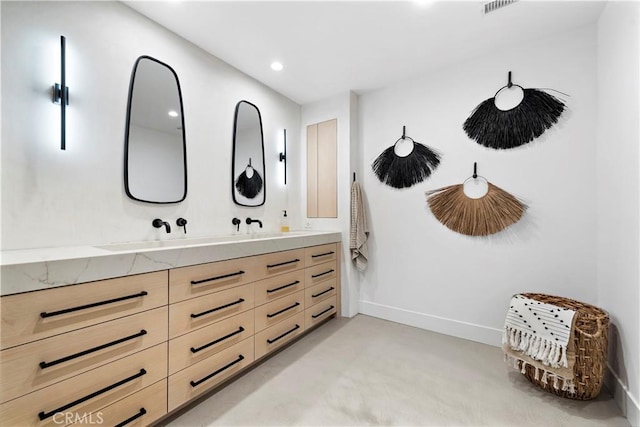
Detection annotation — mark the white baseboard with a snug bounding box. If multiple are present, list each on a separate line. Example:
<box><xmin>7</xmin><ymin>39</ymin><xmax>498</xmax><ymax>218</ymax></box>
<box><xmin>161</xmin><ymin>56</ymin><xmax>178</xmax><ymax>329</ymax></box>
<box><xmin>605</xmin><ymin>365</ymin><xmax>640</xmax><ymax>427</ymax></box>
<box><xmin>358</xmin><ymin>300</ymin><xmax>503</xmax><ymax>347</ymax></box>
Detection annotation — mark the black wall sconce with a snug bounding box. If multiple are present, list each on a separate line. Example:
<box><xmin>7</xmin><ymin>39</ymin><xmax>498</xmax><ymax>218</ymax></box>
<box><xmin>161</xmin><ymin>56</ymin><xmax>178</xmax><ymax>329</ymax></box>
<box><xmin>52</xmin><ymin>35</ymin><xmax>69</xmax><ymax>150</ymax></box>
<box><xmin>279</xmin><ymin>129</ymin><xmax>287</xmax><ymax>185</ymax></box>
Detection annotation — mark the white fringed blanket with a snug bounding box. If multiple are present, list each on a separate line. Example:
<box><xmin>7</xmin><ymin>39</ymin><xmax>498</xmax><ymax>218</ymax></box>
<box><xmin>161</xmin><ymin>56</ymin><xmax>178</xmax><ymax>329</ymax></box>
<box><xmin>503</xmin><ymin>294</ymin><xmax>577</xmax><ymax>393</ymax></box>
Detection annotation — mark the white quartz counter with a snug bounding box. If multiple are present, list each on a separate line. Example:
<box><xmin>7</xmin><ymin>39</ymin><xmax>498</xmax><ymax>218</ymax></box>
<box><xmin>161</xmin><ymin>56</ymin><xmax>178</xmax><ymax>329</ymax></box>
<box><xmin>0</xmin><ymin>231</ymin><xmax>342</xmax><ymax>296</ymax></box>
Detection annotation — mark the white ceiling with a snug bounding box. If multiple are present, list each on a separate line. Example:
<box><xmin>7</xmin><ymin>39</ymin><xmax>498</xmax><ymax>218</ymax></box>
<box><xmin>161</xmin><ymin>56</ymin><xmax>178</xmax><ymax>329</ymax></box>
<box><xmin>124</xmin><ymin>0</ymin><xmax>606</xmax><ymax>105</ymax></box>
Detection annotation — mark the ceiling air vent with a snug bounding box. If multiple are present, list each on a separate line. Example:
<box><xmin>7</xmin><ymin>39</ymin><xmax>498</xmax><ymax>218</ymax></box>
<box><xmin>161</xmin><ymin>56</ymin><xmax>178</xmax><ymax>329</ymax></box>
<box><xmin>483</xmin><ymin>0</ymin><xmax>518</xmax><ymax>14</ymax></box>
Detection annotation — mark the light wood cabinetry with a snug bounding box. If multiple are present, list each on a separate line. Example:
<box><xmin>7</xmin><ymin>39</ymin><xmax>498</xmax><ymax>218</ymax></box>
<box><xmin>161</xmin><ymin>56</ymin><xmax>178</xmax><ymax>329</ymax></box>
<box><xmin>70</xmin><ymin>379</ymin><xmax>167</xmax><ymax>427</ymax></box>
<box><xmin>307</xmin><ymin>119</ymin><xmax>338</xmax><ymax>218</ymax></box>
<box><xmin>0</xmin><ymin>271</ymin><xmax>167</xmax><ymax>350</ymax></box>
<box><xmin>0</xmin><ymin>241</ymin><xmax>340</xmax><ymax>426</ymax></box>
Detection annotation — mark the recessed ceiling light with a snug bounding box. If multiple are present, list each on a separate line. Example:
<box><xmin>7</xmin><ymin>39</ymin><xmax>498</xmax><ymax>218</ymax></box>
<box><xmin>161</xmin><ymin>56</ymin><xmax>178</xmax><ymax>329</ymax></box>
<box><xmin>168</xmin><ymin>110</ymin><xmax>178</xmax><ymax>117</ymax></box>
<box><xmin>271</xmin><ymin>61</ymin><xmax>284</xmax><ymax>71</ymax></box>
<box><xmin>413</xmin><ymin>0</ymin><xmax>434</xmax><ymax>7</ymax></box>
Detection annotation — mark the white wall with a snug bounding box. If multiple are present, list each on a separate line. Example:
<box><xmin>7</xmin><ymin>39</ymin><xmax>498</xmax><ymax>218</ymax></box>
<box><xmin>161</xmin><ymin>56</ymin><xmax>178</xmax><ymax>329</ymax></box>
<box><xmin>596</xmin><ymin>1</ymin><xmax>640</xmax><ymax>424</ymax></box>
<box><xmin>299</xmin><ymin>92</ymin><xmax>360</xmax><ymax>317</ymax></box>
<box><xmin>0</xmin><ymin>1</ymin><xmax>300</xmax><ymax>250</ymax></box>
<box><xmin>357</xmin><ymin>25</ymin><xmax>598</xmax><ymax>346</ymax></box>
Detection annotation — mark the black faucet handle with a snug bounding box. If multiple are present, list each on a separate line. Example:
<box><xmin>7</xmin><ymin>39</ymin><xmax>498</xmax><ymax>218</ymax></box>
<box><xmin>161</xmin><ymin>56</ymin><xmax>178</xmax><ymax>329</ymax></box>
<box><xmin>232</xmin><ymin>217</ymin><xmax>241</xmax><ymax>231</ymax></box>
<box><xmin>177</xmin><ymin>218</ymin><xmax>187</xmax><ymax>234</ymax></box>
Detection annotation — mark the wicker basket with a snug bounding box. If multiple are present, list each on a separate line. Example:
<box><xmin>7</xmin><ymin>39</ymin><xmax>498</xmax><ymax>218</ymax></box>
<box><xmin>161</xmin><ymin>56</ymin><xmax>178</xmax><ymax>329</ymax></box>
<box><xmin>519</xmin><ymin>293</ymin><xmax>609</xmax><ymax>400</ymax></box>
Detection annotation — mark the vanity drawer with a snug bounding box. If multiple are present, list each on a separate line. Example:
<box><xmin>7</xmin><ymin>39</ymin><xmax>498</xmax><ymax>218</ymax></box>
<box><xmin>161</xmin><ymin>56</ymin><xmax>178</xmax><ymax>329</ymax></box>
<box><xmin>304</xmin><ymin>243</ymin><xmax>338</xmax><ymax>266</ymax></box>
<box><xmin>0</xmin><ymin>343</ymin><xmax>167</xmax><ymax>427</ymax></box>
<box><xmin>169</xmin><ymin>310</ymin><xmax>254</xmax><ymax>375</ymax></box>
<box><xmin>305</xmin><ymin>261</ymin><xmax>337</xmax><ymax>287</ymax></box>
<box><xmin>169</xmin><ymin>284</ymin><xmax>254</xmax><ymax>339</ymax></box>
<box><xmin>168</xmin><ymin>337</ymin><xmax>254</xmax><ymax>412</ymax></box>
<box><xmin>0</xmin><ymin>271</ymin><xmax>168</xmax><ymax>350</ymax></box>
<box><xmin>0</xmin><ymin>306</ymin><xmax>168</xmax><ymax>404</ymax></box>
<box><xmin>254</xmin><ymin>269</ymin><xmax>305</xmax><ymax>306</ymax></box>
<box><xmin>169</xmin><ymin>257</ymin><xmax>261</xmax><ymax>303</ymax></box>
<box><xmin>254</xmin><ymin>312</ymin><xmax>305</xmax><ymax>360</ymax></box>
<box><xmin>69</xmin><ymin>379</ymin><xmax>167</xmax><ymax>427</ymax></box>
<box><xmin>305</xmin><ymin>296</ymin><xmax>337</xmax><ymax>329</ymax></box>
<box><xmin>255</xmin><ymin>248</ymin><xmax>306</xmax><ymax>278</ymax></box>
<box><xmin>254</xmin><ymin>290</ymin><xmax>304</xmax><ymax>333</ymax></box>
<box><xmin>305</xmin><ymin>279</ymin><xmax>337</xmax><ymax>309</ymax></box>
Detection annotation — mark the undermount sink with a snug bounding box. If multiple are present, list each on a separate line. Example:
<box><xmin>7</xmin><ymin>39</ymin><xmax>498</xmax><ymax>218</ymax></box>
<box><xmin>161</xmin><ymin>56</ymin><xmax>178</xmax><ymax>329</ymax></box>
<box><xmin>95</xmin><ymin>231</ymin><xmax>309</xmax><ymax>252</ymax></box>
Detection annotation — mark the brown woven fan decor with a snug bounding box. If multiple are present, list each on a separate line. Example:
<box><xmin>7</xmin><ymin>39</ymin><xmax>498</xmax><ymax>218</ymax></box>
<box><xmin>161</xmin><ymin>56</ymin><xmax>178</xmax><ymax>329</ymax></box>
<box><xmin>520</xmin><ymin>293</ymin><xmax>609</xmax><ymax>400</ymax></box>
<box><xmin>425</xmin><ymin>182</ymin><xmax>527</xmax><ymax>236</ymax></box>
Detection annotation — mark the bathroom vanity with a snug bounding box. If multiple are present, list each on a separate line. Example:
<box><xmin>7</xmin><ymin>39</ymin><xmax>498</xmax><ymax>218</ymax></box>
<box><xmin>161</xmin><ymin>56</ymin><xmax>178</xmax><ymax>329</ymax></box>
<box><xmin>0</xmin><ymin>231</ymin><xmax>341</xmax><ymax>426</ymax></box>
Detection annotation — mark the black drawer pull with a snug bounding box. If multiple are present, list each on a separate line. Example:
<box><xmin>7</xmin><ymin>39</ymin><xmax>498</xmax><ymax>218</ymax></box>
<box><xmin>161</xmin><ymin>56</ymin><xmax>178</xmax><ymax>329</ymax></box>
<box><xmin>40</xmin><ymin>330</ymin><xmax>147</xmax><ymax>369</ymax></box>
<box><xmin>266</xmin><ymin>302</ymin><xmax>300</xmax><ymax>318</ymax></box>
<box><xmin>266</xmin><ymin>259</ymin><xmax>300</xmax><ymax>268</ymax></box>
<box><xmin>312</xmin><ymin>305</ymin><xmax>335</xmax><ymax>319</ymax></box>
<box><xmin>311</xmin><ymin>251</ymin><xmax>335</xmax><ymax>258</ymax></box>
<box><xmin>311</xmin><ymin>269</ymin><xmax>334</xmax><ymax>279</ymax></box>
<box><xmin>191</xmin><ymin>270</ymin><xmax>245</xmax><ymax>285</ymax></box>
<box><xmin>191</xmin><ymin>327</ymin><xmax>245</xmax><ymax>353</ymax></box>
<box><xmin>312</xmin><ymin>287</ymin><xmax>335</xmax><ymax>298</ymax></box>
<box><xmin>267</xmin><ymin>324</ymin><xmax>300</xmax><ymax>344</ymax></box>
<box><xmin>190</xmin><ymin>355</ymin><xmax>244</xmax><ymax>387</ymax></box>
<box><xmin>114</xmin><ymin>408</ymin><xmax>147</xmax><ymax>427</ymax></box>
<box><xmin>266</xmin><ymin>280</ymin><xmax>300</xmax><ymax>293</ymax></box>
<box><xmin>38</xmin><ymin>369</ymin><xmax>146</xmax><ymax>420</ymax></box>
<box><xmin>40</xmin><ymin>291</ymin><xmax>148</xmax><ymax>318</ymax></box>
<box><xmin>191</xmin><ymin>298</ymin><xmax>245</xmax><ymax>319</ymax></box>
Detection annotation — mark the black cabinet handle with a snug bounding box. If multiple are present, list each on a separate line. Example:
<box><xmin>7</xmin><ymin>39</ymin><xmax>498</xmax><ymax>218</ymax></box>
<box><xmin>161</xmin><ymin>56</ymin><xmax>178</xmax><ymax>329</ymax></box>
<box><xmin>311</xmin><ymin>251</ymin><xmax>335</xmax><ymax>258</ymax></box>
<box><xmin>266</xmin><ymin>280</ymin><xmax>300</xmax><ymax>293</ymax></box>
<box><xmin>266</xmin><ymin>302</ymin><xmax>300</xmax><ymax>318</ymax></box>
<box><xmin>114</xmin><ymin>408</ymin><xmax>147</xmax><ymax>427</ymax></box>
<box><xmin>40</xmin><ymin>330</ymin><xmax>147</xmax><ymax>369</ymax></box>
<box><xmin>38</xmin><ymin>369</ymin><xmax>147</xmax><ymax>420</ymax></box>
<box><xmin>191</xmin><ymin>270</ymin><xmax>244</xmax><ymax>285</ymax></box>
<box><xmin>311</xmin><ymin>269</ymin><xmax>334</xmax><ymax>279</ymax></box>
<box><xmin>312</xmin><ymin>305</ymin><xmax>335</xmax><ymax>319</ymax></box>
<box><xmin>312</xmin><ymin>287</ymin><xmax>335</xmax><ymax>298</ymax></box>
<box><xmin>40</xmin><ymin>291</ymin><xmax>148</xmax><ymax>318</ymax></box>
<box><xmin>191</xmin><ymin>327</ymin><xmax>245</xmax><ymax>353</ymax></box>
<box><xmin>267</xmin><ymin>324</ymin><xmax>300</xmax><ymax>344</ymax></box>
<box><xmin>190</xmin><ymin>355</ymin><xmax>244</xmax><ymax>387</ymax></box>
<box><xmin>266</xmin><ymin>259</ymin><xmax>300</xmax><ymax>268</ymax></box>
<box><xmin>191</xmin><ymin>298</ymin><xmax>245</xmax><ymax>319</ymax></box>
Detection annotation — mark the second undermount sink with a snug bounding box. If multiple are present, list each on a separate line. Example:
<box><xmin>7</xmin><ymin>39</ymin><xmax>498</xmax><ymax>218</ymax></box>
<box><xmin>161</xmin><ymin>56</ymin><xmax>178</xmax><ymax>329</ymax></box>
<box><xmin>95</xmin><ymin>231</ymin><xmax>310</xmax><ymax>252</ymax></box>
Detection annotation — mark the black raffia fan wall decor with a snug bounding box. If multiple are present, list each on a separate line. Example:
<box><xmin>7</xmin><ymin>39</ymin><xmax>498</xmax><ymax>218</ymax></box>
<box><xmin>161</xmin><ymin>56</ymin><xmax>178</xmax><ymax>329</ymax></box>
<box><xmin>372</xmin><ymin>126</ymin><xmax>441</xmax><ymax>189</ymax></box>
<box><xmin>463</xmin><ymin>72</ymin><xmax>566</xmax><ymax>149</ymax></box>
<box><xmin>235</xmin><ymin>158</ymin><xmax>263</xmax><ymax>199</ymax></box>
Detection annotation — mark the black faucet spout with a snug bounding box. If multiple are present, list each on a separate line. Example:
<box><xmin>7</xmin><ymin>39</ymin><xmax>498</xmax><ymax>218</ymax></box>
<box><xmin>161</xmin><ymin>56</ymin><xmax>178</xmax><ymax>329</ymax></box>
<box><xmin>245</xmin><ymin>218</ymin><xmax>263</xmax><ymax>228</ymax></box>
<box><xmin>152</xmin><ymin>218</ymin><xmax>171</xmax><ymax>233</ymax></box>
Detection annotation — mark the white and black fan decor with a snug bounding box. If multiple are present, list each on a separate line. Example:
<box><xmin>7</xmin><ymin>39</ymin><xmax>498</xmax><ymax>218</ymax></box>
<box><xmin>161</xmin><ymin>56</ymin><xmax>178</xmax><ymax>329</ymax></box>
<box><xmin>371</xmin><ymin>126</ymin><xmax>441</xmax><ymax>189</ymax></box>
<box><xmin>235</xmin><ymin>158</ymin><xmax>263</xmax><ymax>199</ymax></box>
<box><xmin>463</xmin><ymin>72</ymin><xmax>566</xmax><ymax>149</ymax></box>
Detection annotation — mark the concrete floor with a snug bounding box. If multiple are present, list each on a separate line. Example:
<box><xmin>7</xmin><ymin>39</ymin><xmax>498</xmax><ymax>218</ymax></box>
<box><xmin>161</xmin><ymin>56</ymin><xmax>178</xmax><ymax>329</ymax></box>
<box><xmin>163</xmin><ymin>314</ymin><xmax>629</xmax><ymax>427</ymax></box>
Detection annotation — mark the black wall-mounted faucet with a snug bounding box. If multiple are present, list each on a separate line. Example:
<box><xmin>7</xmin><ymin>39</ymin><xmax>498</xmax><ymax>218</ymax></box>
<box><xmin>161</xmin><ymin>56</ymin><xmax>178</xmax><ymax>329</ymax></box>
<box><xmin>152</xmin><ymin>218</ymin><xmax>171</xmax><ymax>233</ymax></box>
<box><xmin>232</xmin><ymin>217</ymin><xmax>241</xmax><ymax>231</ymax></box>
<box><xmin>246</xmin><ymin>217</ymin><xmax>263</xmax><ymax>228</ymax></box>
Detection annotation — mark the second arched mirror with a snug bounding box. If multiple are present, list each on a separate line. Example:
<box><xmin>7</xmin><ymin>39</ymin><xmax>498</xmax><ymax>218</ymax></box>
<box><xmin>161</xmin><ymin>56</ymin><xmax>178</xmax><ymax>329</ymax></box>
<box><xmin>232</xmin><ymin>100</ymin><xmax>265</xmax><ymax>206</ymax></box>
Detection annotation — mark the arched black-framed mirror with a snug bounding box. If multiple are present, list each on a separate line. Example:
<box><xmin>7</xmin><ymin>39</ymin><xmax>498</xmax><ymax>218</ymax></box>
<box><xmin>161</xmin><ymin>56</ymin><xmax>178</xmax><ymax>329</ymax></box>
<box><xmin>232</xmin><ymin>100</ymin><xmax>266</xmax><ymax>207</ymax></box>
<box><xmin>124</xmin><ymin>55</ymin><xmax>187</xmax><ymax>204</ymax></box>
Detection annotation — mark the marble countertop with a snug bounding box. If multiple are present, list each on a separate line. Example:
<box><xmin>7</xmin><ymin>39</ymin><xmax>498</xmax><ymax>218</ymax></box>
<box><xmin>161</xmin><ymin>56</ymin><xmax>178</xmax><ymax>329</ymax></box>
<box><xmin>0</xmin><ymin>231</ymin><xmax>342</xmax><ymax>296</ymax></box>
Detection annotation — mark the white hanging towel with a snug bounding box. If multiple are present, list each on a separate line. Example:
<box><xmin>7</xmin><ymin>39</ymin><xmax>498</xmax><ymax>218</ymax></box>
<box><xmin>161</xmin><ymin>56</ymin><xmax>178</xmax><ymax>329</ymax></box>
<box><xmin>350</xmin><ymin>180</ymin><xmax>369</xmax><ymax>271</ymax></box>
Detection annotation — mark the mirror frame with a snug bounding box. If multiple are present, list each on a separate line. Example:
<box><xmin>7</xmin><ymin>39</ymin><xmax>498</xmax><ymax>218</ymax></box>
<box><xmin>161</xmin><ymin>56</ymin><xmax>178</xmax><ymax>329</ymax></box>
<box><xmin>124</xmin><ymin>55</ymin><xmax>187</xmax><ymax>204</ymax></box>
<box><xmin>232</xmin><ymin>100</ymin><xmax>266</xmax><ymax>207</ymax></box>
